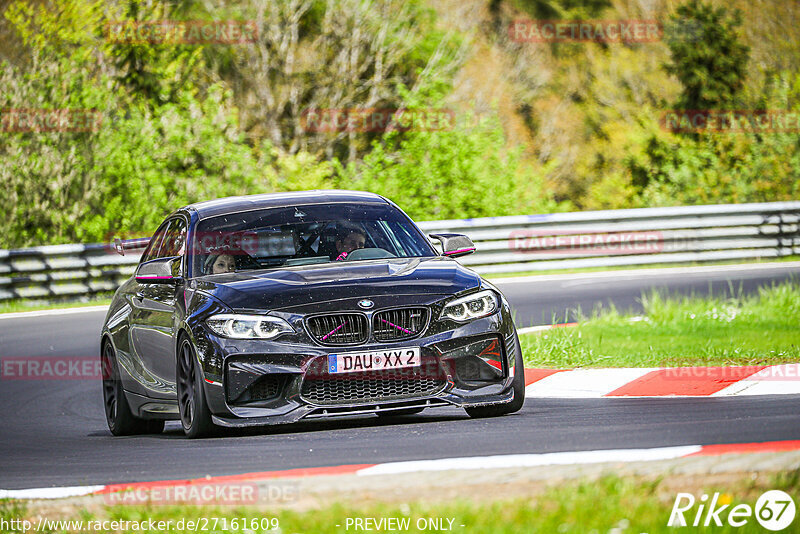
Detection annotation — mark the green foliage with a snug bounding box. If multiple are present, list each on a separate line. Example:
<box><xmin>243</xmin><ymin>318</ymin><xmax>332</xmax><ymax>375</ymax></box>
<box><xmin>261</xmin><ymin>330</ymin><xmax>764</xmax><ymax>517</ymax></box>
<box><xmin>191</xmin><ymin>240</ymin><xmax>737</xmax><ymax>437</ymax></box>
<box><xmin>580</xmin><ymin>1</ymin><xmax>797</xmax><ymax>209</ymax></box>
<box><xmin>335</xmin><ymin>100</ymin><xmax>558</xmax><ymax>221</ymax></box>
<box><xmin>0</xmin><ymin>51</ymin><xmax>116</xmax><ymax>246</ymax></box>
<box><xmin>106</xmin><ymin>4</ymin><xmax>207</xmax><ymax>106</ymax></box>
<box><xmin>623</xmin><ymin>70</ymin><xmax>800</xmax><ymax>206</ymax></box>
<box><xmin>0</xmin><ymin>49</ymin><xmax>260</xmax><ymax>245</ymax></box>
<box><xmin>3</xmin><ymin>0</ymin><xmax>105</xmax><ymax>56</ymax></box>
<box><xmin>212</xmin><ymin>0</ymin><xmax>465</xmax><ymax>162</ymax></box>
<box><xmin>82</xmin><ymin>85</ymin><xmax>271</xmax><ymax>243</ymax></box>
<box><xmin>0</xmin><ymin>0</ymin><xmax>343</xmax><ymax>247</ymax></box>
<box><xmin>2</xmin><ymin>0</ymin><xmax>797</xmax><ymax>249</ymax></box>
<box><xmin>1</xmin><ymin>0</ymin><xmax>500</xmax><ymax>247</ymax></box>
<box><xmin>263</xmin><ymin>148</ymin><xmax>336</xmax><ymax>193</ymax></box>
<box><xmin>664</xmin><ymin>0</ymin><xmax>750</xmax><ymax>110</ymax></box>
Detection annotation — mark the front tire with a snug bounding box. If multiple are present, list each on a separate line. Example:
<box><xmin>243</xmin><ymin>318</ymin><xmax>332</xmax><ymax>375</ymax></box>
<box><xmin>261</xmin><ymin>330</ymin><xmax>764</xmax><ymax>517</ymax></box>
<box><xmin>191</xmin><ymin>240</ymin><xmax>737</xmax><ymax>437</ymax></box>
<box><xmin>102</xmin><ymin>342</ymin><xmax>164</xmax><ymax>435</ymax></box>
<box><xmin>177</xmin><ymin>336</ymin><xmax>215</xmax><ymax>438</ymax></box>
<box><xmin>465</xmin><ymin>337</ymin><xmax>525</xmax><ymax>418</ymax></box>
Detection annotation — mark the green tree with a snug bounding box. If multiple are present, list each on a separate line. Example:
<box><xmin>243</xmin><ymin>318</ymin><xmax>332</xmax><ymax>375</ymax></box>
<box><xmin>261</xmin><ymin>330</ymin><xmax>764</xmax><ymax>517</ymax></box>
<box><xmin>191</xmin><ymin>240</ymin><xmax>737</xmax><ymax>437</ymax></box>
<box><xmin>335</xmin><ymin>100</ymin><xmax>557</xmax><ymax>221</ymax></box>
<box><xmin>665</xmin><ymin>0</ymin><xmax>750</xmax><ymax>110</ymax></box>
<box><xmin>0</xmin><ymin>0</ymin><xmax>335</xmax><ymax>247</ymax></box>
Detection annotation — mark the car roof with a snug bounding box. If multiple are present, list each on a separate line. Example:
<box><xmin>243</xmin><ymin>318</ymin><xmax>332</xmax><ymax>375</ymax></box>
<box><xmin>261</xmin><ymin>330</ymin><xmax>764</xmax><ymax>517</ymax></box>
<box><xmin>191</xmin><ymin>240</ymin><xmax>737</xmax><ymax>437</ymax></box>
<box><xmin>184</xmin><ymin>190</ymin><xmax>389</xmax><ymax>220</ymax></box>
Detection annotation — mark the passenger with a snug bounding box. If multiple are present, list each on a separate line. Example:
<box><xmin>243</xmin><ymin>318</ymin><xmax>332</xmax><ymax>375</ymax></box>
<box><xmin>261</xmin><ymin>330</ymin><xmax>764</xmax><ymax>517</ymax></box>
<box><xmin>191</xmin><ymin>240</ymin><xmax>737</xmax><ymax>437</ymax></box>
<box><xmin>204</xmin><ymin>253</ymin><xmax>236</xmax><ymax>274</ymax></box>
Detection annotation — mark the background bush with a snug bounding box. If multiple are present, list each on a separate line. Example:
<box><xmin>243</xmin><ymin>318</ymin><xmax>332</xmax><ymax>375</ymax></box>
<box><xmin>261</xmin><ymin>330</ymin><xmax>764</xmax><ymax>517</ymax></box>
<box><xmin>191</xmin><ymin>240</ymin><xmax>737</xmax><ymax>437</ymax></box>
<box><xmin>0</xmin><ymin>0</ymin><xmax>798</xmax><ymax>247</ymax></box>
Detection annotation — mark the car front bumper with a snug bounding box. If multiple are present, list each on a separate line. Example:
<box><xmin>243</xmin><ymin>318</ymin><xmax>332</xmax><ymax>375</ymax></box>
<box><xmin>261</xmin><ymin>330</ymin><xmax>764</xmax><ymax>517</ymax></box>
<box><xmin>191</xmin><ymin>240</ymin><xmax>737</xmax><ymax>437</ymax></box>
<box><xmin>191</xmin><ymin>305</ymin><xmax>521</xmax><ymax>428</ymax></box>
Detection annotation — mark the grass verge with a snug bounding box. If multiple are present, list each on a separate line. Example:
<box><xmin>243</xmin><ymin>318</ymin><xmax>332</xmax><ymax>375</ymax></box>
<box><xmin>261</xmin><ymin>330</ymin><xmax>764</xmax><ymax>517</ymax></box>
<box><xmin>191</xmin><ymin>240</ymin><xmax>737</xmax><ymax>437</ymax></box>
<box><xmin>3</xmin><ymin>470</ymin><xmax>798</xmax><ymax>533</ymax></box>
<box><xmin>520</xmin><ymin>281</ymin><xmax>800</xmax><ymax>368</ymax></box>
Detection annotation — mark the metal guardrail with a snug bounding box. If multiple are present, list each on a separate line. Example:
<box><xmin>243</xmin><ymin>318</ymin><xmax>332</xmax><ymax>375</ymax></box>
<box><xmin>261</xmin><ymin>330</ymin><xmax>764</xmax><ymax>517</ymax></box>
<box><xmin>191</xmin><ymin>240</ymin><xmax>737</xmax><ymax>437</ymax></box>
<box><xmin>1</xmin><ymin>201</ymin><xmax>799</xmax><ymax>300</ymax></box>
<box><xmin>417</xmin><ymin>200</ymin><xmax>800</xmax><ymax>274</ymax></box>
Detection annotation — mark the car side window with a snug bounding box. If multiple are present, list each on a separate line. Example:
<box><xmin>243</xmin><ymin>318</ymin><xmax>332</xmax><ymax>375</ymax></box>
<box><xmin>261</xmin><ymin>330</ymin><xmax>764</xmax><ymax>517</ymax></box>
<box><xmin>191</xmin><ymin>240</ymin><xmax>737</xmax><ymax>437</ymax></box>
<box><xmin>140</xmin><ymin>221</ymin><xmax>172</xmax><ymax>264</ymax></box>
<box><xmin>140</xmin><ymin>217</ymin><xmax>187</xmax><ymax>263</ymax></box>
<box><xmin>160</xmin><ymin>218</ymin><xmax>187</xmax><ymax>258</ymax></box>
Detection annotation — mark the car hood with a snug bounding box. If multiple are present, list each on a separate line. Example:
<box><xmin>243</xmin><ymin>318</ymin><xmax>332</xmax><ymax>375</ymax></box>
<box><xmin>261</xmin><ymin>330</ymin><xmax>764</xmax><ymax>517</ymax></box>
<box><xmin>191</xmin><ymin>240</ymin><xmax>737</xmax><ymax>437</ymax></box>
<box><xmin>194</xmin><ymin>257</ymin><xmax>481</xmax><ymax>311</ymax></box>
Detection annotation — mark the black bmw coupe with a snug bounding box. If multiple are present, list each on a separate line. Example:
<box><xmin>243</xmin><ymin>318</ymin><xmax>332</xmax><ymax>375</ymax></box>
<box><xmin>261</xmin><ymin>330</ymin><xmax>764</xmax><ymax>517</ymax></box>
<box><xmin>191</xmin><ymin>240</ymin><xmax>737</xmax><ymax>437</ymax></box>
<box><xmin>101</xmin><ymin>191</ymin><xmax>525</xmax><ymax>437</ymax></box>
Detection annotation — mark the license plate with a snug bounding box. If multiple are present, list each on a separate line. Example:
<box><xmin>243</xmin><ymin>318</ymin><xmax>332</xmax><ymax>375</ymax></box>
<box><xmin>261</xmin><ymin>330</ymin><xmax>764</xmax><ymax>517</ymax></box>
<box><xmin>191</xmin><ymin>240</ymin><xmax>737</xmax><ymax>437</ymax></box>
<box><xmin>327</xmin><ymin>347</ymin><xmax>421</xmax><ymax>374</ymax></box>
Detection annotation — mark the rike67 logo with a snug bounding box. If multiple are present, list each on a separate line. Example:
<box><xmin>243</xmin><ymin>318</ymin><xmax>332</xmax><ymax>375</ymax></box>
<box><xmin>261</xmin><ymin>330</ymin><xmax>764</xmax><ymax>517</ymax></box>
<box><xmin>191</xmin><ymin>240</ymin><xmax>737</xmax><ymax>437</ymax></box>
<box><xmin>668</xmin><ymin>490</ymin><xmax>795</xmax><ymax>531</ymax></box>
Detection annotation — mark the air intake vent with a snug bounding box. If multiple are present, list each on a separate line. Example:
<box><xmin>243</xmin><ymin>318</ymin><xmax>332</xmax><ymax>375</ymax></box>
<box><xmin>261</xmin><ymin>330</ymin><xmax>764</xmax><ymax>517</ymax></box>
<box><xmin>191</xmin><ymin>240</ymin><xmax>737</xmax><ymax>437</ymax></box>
<box><xmin>300</xmin><ymin>354</ymin><xmax>446</xmax><ymax>405</ymax></box>
<box><xmin>373</xmin><ymin>307</ymin><xmax>428</xmax><ymax>342</ymax></box>
<box><xmin>248</xmin><ymin>375</ymin><xmax>284</xmax><ymax>401</ymax></box>
<box><xmin>306</xmin><ymin>313</ymin><xmax>368</xmax><ymax>345</ymax></box>
<box><xmin>302</xmin><ymin>376</ymin><xmax>444</xmax><ymax>405</ymax></box>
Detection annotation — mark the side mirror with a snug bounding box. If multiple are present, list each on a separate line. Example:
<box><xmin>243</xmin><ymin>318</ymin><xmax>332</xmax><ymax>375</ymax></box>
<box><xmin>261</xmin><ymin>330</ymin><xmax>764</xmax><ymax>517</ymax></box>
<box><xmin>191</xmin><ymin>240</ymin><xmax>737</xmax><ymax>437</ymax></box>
<box><xmin>429</xmin><ymin>233</ymin><xmax>476</xmax><ymax>258</ymax></box>
<box><xmin>135</xmin><ymin>257</ymin><xmax>181</xmax><ymax>283</ymax></box>
<box><xmin>113</xmin><ymin>237</ymin><xmax>151</xmax><ymax>256</ymax></box>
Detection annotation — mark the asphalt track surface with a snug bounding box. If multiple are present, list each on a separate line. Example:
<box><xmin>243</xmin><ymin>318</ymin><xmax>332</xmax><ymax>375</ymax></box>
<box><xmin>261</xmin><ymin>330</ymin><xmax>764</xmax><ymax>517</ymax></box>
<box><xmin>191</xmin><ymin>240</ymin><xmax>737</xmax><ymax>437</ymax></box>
<box><xmin>1</xmin><ymin>263</ymin><xmax>798</xmax><ymax>489</ymax></box>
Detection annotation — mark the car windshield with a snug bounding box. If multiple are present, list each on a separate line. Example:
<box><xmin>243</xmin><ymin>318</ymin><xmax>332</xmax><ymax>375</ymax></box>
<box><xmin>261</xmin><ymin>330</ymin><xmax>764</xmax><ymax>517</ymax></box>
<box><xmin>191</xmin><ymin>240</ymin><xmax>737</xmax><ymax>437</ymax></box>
<box><xmin>191</xmin><ymin>202</ymin><xmax>436</xmax><ymax>276</ymax></box>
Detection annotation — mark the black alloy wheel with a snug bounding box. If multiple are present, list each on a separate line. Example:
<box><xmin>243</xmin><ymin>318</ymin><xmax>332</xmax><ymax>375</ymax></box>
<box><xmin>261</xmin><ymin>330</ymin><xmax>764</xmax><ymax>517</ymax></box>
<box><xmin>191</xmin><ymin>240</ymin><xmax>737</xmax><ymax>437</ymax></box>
<box><xmin>102</xmin><ymin>342</ymin><xmax>164</xmax><ymax>435</ymax></box>
<box><xmin>177</xmin><ymin>336</ymin><xmax>215</xmax><ymax>438</ymax></box>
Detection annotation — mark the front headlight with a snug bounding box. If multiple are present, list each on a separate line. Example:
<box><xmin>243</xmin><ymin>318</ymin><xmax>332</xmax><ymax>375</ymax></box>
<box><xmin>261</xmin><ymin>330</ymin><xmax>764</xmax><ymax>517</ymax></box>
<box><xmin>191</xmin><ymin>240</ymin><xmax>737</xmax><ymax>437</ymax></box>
<box><xmin>205</xmin><ymin>314</ymin><xmax>293</xmax><ymax>339</ymax></box>
<box><xmin>440</xmin><ymin>290</ymin><xmax>499</xmax><ymax>322</ymax></box>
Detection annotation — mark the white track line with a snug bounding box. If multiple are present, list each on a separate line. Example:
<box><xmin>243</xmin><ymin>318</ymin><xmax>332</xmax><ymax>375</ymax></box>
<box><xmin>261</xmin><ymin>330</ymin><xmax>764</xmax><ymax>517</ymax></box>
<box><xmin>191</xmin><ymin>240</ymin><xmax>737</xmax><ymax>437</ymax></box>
<box><xmin>492</xmin><ymin>261</ymin><xmax>800</xmax><ymax>285</ymax></box>
<box><xmin>0</xmin><ymin>305</ymin><xmax>109</xmax><ymax>320</ymax></box>
<box><xmin>356</xmin><ymin>446</ymin><xmax>703</xmax><ymax>476</ymax></box>
<box><xmin>0</xmin><ymin>485</ymin><xmax>104</xmax><ymax>499</ymax></box>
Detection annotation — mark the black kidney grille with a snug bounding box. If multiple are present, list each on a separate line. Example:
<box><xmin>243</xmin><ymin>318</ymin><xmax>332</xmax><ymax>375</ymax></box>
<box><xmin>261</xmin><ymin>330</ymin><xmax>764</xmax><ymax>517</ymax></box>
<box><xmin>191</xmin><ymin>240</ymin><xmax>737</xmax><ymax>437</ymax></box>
<box><xmin>307</xmin><ymin>313</ymin><xmax>368</xmax><ymax>345</ymax></box>
<box><xmin>373</xmin><ymin>308</ymin><xmax>428</xmax><ymax>341</ymax></box>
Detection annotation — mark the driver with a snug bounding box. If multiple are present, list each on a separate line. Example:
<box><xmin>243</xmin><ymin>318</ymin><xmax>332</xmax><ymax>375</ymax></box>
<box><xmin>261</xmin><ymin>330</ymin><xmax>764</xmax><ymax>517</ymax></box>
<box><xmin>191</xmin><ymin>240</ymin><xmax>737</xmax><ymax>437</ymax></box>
<box><xmin>334</xmin><ymin>224</ymin><xmax>366</xmax><ymax>261</ymax></box>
